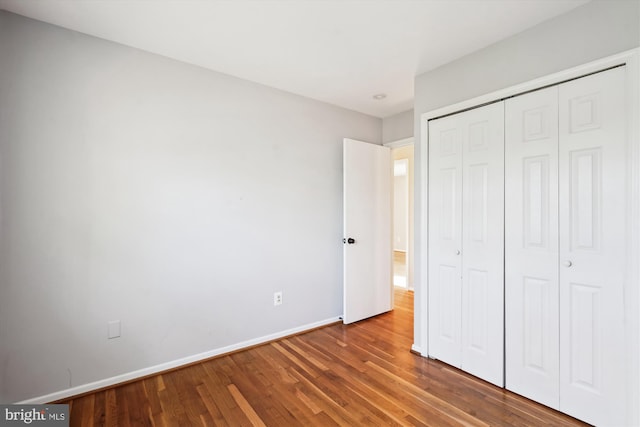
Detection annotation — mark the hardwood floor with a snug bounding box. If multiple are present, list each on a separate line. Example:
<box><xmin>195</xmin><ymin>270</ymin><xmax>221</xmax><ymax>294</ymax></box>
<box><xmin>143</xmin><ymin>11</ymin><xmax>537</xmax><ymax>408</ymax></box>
<box><xmin>59</xmin><ymin>289</ymin><xmax>587</xmax><ymax>426</ymax></box>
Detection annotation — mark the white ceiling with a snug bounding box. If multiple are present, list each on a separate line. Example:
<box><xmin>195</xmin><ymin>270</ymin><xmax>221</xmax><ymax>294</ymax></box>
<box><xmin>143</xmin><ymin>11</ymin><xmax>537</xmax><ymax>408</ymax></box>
<box><xmin>0</xmin><ymin>0</ymin><xmax>590</xmax><ymax>118</ymax></box>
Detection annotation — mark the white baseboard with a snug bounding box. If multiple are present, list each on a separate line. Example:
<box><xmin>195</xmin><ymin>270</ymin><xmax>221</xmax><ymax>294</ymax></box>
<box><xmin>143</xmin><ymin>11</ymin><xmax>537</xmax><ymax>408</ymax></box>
<box><xmin>18</xmin><ymin>316</ymin><xmax>342</xmax><ymax>404</ymax></box>
<box><xmin>411</xmin><ymin>344</ymin><xmax>423</xmax><ymax>355</ymax></box>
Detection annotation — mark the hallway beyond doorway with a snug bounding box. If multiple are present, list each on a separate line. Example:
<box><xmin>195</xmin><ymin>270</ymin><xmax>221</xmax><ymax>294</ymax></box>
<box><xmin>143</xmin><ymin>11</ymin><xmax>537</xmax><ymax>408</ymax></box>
<box><xmin>393</xmin><ymin>250</ymin><xmax>407</xmax><ymax>288</ymax></box>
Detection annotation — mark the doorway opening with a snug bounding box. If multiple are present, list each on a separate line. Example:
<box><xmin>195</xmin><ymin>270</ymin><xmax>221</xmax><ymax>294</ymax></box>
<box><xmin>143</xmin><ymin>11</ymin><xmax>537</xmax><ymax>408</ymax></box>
<box><xmin>391</xmin><ymin>143</ymin><xmax>414</xmax><ymax>290</ymax></box>
<box><xmin>393</xmin><ymin>158</ymin><xmax>408</xmax><ymax>288</ymax></box>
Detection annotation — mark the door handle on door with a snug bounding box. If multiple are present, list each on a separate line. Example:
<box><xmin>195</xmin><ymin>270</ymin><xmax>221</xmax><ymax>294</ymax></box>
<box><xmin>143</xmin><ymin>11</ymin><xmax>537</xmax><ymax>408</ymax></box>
<box><xmin>455</xmin><ymin>249</ymin><xmax>461</xmax><ymax>255</ymax></box>
<box><xmin>343</xmin><ymin>238</ymin><xmax>356</xmax><ymax>244</ymax></box>
<box><xmin>563</xmin><ymin>260</ymin><xmax>573</xmax><ymax>267</ymax></box>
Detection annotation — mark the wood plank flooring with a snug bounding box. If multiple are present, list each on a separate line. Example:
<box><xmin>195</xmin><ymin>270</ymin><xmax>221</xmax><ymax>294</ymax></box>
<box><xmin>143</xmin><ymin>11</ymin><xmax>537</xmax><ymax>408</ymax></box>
<box><xmin>59</xmin><ymin>289</ymin><xmax>588</xmax><ymax>426</ymax></box>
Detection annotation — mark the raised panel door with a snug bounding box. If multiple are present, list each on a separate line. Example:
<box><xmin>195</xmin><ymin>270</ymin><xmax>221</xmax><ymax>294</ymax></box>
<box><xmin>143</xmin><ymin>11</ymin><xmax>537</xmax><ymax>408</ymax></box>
<box><xmin>505</xmin><ymin>86</ymin><xmax>560</xmax><ymax>408</ymax></box>
<box><xmin>428</xmin><ymin>116</ymin><xmax>463</xmax><ymax>367</ymax></box>
<box><xmin>460</xmin><ymin>102</ymin><xmax>505</xmax><ymax>387</ymax></box>
<box><xmin>558</xmin><ymin>67</ymin><xmax>627</xmax><ymax>426</ymax></box>
<box><xmin>428</xmin><ymin>102</ymin><xmax>504</xmax><ymax>386</ymax></box>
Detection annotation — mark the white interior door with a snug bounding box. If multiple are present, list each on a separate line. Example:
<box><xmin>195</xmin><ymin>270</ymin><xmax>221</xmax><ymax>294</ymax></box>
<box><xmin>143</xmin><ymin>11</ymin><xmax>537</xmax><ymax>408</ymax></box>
<box><xmin>428</xmin><ymin>114</ymin><xmax>463</xmax><ymax>366</ymax></box>
<box><xmin>428</xmin><ymin>103</ymin><xmax>504</xmax><ymax>386</ymax></box>
<box><xmin>343</xmin><ymin>138</ymin><xmax>392</xmax><ymax>324</ymax></box>
<box><xmin>459</xmin><ymin>102</ymin><xmax>504</xmax><ymax>387</ymax></box>
<box><xmin>505</xmin><ymin>86</ymin><xmax>560</xmax><ymax>409</ymax></box>
<box><xmin>558</xmin><ymin>67</ymin><xmax>627</xmax><ymax>427</ymax></box>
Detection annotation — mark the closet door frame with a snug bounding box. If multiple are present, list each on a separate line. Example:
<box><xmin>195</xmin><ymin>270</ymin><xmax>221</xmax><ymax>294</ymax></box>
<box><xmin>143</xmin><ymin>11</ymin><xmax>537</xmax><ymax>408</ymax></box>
<box><xmin>418</xmin><ymin>48</ymin><xmax>640</xmax><ymax>426</ymax></box>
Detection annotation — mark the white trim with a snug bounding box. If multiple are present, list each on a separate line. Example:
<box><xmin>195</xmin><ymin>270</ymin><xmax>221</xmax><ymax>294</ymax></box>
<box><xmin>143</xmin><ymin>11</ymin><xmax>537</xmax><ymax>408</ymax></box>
<box><xmin>17</xmin><ymin>316</ymin><xmax>341</xmax><ymax>404</ymax></box>
<box><xmin>419</xmin><ymin>48</ymin><xmax>640</xmax><ymax>425</ymax></box>
<box><xmin>410</xmin><ymin>344</ymin><xmax>422</xmax><ymax>355</ymax></box>
<box><xmin>418</xmin><ymin>113</ymin><xmax>429</xmax><ymax>356</ymax></box>
<box><xmin>383</xmin><ymin>137</ymin><xmax>414</xmax><ymax>149</ymax></box>
<box><xmin>421</xmin><ymin>49</ymin><xmax>638</xmax><ymax>122</ymax></box>
<box><xmin>624</xmin><ymin>49</ymin><xmax>640</xmax><ymax>427</ymax></box>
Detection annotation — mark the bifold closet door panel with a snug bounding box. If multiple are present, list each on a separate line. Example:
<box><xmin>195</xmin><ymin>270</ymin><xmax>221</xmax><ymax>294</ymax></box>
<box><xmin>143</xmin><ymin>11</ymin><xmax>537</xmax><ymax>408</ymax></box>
<box><xmin>428</xmin><ymin>102</ymin><xmax>504</xmax><ymax>386</ymax></box>
<box><xmin>428</xmin><ymin>113</ymin><xmax>463</xmax><ymax>367</ymax></box>
<box><xmin>459</xmin><ymin>102</ymin><xmax>504</xmax><ymax>387</ymax></box>
<box><xmin>505</xmin><ymin>86</ymin><xmax>560</xmax><ymax>408</ymax></box>
<box><xmin>558</xmin><ymin>66</ymin><xmax>627</xmax><ymax>427</ymax></box>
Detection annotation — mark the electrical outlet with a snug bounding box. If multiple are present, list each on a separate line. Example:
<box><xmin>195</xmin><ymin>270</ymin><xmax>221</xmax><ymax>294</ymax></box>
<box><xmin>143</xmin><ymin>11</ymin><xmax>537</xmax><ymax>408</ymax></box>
<box><xmin>274</xmin><ymin>291</ymin><xmax>283</xmax><ymax>306</ymax></box>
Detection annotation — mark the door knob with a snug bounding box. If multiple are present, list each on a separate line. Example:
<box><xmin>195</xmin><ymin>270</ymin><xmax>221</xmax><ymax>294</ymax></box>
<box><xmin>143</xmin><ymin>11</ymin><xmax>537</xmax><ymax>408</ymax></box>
<box><xmin>563</xmin><ymin>260</ymin><xmax>573</xmax><ymax>267</ymax></box>
<box><xmin>343</xmin><ymin>238</ymin><xmax>356</xmax><ymax>244</ymax></box>
<box><xmin>455</xmin><ymin>249</ymin><xmax>461</xmax><ymax>255</ymax></box>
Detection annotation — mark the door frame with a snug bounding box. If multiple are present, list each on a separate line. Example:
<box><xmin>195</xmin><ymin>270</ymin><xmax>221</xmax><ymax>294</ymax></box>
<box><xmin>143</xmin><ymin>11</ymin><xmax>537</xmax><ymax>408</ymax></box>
<box><xmin>418</xmin><ymin>48</ymin><xmax>640</xmax><ymax>425</ymax></box>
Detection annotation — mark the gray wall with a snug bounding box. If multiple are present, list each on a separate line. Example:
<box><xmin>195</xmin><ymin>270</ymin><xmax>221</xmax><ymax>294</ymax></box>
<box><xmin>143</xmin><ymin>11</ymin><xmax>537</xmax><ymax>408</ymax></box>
<box><xmin>415</xmin><ymin>0</ymin><xmax>640</xmax><ymax>117</ymax></box>
<box><xmin>382</xmin><ymin>109</ymin><xmax>414</xmax><ymax>143</ymax></box>
<box><xmin>413</xmin><ymin>0</ymin><xmax>640</xmax><ymax>349</ymax></box>
<box><xmin>0</xmin><ymin>11</ymin><xmax>381</xmax><ymax>403</ymax></box>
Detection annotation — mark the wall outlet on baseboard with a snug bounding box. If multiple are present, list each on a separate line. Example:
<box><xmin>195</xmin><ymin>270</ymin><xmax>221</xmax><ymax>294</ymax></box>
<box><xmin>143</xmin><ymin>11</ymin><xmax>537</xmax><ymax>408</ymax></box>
<box><xmin>273</xmin><ymin>291</ymin><xmax>283</xmax><ymax>306</ymax></box>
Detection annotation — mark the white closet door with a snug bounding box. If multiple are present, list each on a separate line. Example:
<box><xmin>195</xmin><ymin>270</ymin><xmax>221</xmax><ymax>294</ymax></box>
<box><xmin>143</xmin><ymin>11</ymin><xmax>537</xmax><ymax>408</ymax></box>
<box><xmin>505</xmin><ymin>86</ymin><xmax>560</xmax><ymax>408</ymax></box>
<box><xmin>428</xmin><ymin>102</ymin><xmax>504</xmax><ymax>386</ymax></box>
<box><xmin>428</xmin><ymin>113</ymin><xmax>463</xmax><ymax>367</ymax></box>
<box><xmin>558</xmin><ymin>67</ymin><xmax>627</xmax><ymax>426</ymax></box>
<box><xmin>460</xmin><ymin>102</ymin><xmax>504</xmax><ymax>387</ymax></box>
